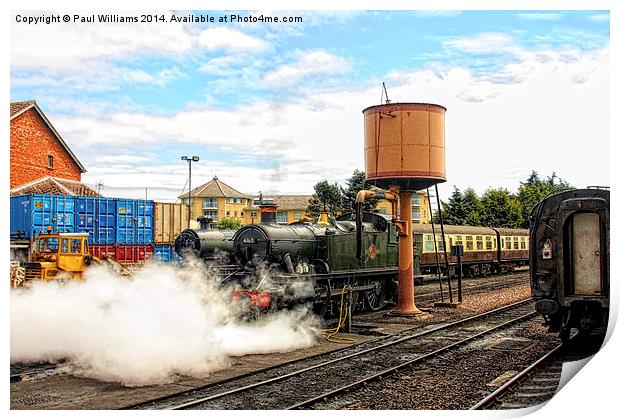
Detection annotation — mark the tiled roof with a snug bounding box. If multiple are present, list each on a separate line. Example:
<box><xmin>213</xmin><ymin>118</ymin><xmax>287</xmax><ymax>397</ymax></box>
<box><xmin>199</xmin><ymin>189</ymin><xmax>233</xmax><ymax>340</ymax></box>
<box><xmin>179</xmin><ymin>175</ymin><xmax>251</xmax><ymax>199</ymax></box>
<box><xmin>10</xmin><ymin>100</ymin><xmax>86</xmax><ymax>172</ymax></box>
<box><xmin>246</xmin><ymin>195</ymin><xmax>313</xmax><ymax>211</ymax></box>
<box><xmin>10</xmin><ymin>100</ymin><xmax>36</xmax><ymax>118</ymax></box>
<box><xmin>10</xmin><ymin>177</ymin><xmax>102</xmax><ymax>197</ymax></box>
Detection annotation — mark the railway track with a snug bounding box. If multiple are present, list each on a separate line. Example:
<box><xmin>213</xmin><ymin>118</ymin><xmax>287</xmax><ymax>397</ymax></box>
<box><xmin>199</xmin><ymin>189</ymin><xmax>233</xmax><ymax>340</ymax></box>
<box><xmin>123</xmin><ymin>298</ymin><xmax>537</xmax><ymax>410</ymax></box>
<box><xmin>10</xmin><ymin>362</ymin><xmax>61</xmax><ymax>383</ymax></box>
<box><xmin>470</xmin><ymin>332</ymin><xmax>605</xmax><ymax>410</ymax></box>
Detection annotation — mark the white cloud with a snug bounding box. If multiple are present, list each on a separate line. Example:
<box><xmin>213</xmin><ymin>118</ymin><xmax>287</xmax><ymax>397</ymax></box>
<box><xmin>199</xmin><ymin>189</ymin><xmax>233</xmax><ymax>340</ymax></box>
<box><xmin>197</xmin><ymin>27</ymin><xmax>268</xmax><ymax>51</ymax></box>
<box><xmin>263</xmin><ymin>50</ymin><xmax>350</xmax><ymax>87</ymax></box>
<box><xmin>11</xmin><ymin>11</ymin><xmax>196</xmax><ymax>70</ymax></box>
<box><xmin>443</xmin><ymin>32</ymin><xmax>519</xmax><ymax>54</ymax></box>
<box><xmin>58</xmin><ymin>45</ymin><xmax>608</xmax><ymax>200</ymax></box>
<box><xmin>589</xmin><ymin>14</ymin><xmax>610</xmax><ymax>22</ymax></box>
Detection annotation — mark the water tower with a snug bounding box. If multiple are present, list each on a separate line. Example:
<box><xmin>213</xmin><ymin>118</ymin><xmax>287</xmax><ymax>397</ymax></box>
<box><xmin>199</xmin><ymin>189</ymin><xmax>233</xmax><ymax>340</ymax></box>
<box><xmin>359</xmin><ymin>102</ymin><xmax>446</xmax><ymax>316</ymax></box>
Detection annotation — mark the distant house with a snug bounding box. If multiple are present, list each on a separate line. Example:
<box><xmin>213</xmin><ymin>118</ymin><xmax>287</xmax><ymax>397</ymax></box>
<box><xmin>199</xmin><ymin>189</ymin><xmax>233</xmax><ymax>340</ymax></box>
<box><xmin>375</xmin><ymin>191</ymin><xmax>431</xmax><ymax>223</ymax></box>
<box><xmin>179</xmin><ymin>176</ymin><xmax>252</xmax><ymax>227</ymax></box>
<box><xmin>244</xmin><ymin>195</ymin><xmax>313</xmax><ymax>225</ymax></box>
<box><xmin>10</xmin><ymin>100</ymin><xmax>86</xmax><ymax>189</ymax></box>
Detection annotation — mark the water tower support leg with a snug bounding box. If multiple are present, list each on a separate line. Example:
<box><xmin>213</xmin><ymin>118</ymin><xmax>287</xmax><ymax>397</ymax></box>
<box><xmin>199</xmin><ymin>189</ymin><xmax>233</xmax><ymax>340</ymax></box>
<box><xmin>392</xmin><ymin>191</ymin><xmax>423</xmax><ymax>316</ymax></box>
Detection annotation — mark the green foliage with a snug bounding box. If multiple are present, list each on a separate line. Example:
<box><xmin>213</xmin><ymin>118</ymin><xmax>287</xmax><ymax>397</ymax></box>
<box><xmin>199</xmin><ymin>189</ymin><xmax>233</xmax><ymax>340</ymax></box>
<box><xmin>480</xmin><ymin>188</ymin><xmax>524</xmax><ymax>228</ymax></box>
<box><xmin>436</xmin><ymin>171</ymin><xmax>571</xmax><ymax>228</ymax></box>
<box><xmin>341</xmin><ymin>169</ymin><xmax>378</xmax><ymax>214</ymax></box>
<box><xmin>438</xmin><ymin>186</ymin><xmax>467</xmax><ymax>225</ymax></box>
<box><xmin>517</xmin><ymin>171</ymin><xmax>572</xmax><ymax>227</ymax></box>
<box><xmin>307</xmin><ymin>179</ymin><xmax>343</xmax><ymax>217</ymax></box>
<box><xmin>217</xmin><ymin>216</ymin><xmax>241</xmax><ymax>230</ymax></box>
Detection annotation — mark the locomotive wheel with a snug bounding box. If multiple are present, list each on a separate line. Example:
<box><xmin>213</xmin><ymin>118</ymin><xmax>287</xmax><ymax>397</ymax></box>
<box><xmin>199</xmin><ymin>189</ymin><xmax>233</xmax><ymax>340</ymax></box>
<box><xmin>365</xmin><ymin>280</ymin><xmax>386</xmax><ymax>311</ymax></box>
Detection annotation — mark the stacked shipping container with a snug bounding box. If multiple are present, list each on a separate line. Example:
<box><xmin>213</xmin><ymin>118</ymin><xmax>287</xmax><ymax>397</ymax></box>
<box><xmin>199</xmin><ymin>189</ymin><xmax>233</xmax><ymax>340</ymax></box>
<box><xmin>10</xmin><ymin>194</ymin><xmax>189</xmax><ymax>264</ymax></box>
<box><xmin>153</xmin><ymin>202</ymin><xmax>189</xmax><ymax>263</ymax></box>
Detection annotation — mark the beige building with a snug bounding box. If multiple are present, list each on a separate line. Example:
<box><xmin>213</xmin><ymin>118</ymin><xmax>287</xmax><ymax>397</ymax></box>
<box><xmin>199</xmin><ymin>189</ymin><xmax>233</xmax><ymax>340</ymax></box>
<box><xmin>179</xmin><ymin>176</ymin><xmax>431</xmax><ymax>227</ymax></box>
<box><xmin>243</xmin><ymin>195</ymin><xmax>313</xmax><ymax>225</ymax></box>
<box><xmin>375</xmin><ymin>191</ymin><xmax>431</xmax><ymax>224</ymax></box>
<box><xmin>179</xmin><ymin>176</ymin><xmax>251</xmax><ymax>227</ymax></box>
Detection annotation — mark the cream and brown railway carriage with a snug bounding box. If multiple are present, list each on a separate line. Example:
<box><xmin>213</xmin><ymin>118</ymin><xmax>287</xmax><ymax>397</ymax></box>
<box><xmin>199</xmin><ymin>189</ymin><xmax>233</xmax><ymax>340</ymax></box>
<box><xmin>413</xmin><ymin>223</ymin><xmax>529</xmax><ymax>276</ymax></box>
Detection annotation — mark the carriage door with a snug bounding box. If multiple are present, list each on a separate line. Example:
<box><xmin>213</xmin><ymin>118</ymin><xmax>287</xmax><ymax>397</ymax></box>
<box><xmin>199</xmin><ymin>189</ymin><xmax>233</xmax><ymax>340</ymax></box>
<box><xmin>571</xmin><ymin>212</ymin><xmax>601</xmax><ymax>295</ymax></box>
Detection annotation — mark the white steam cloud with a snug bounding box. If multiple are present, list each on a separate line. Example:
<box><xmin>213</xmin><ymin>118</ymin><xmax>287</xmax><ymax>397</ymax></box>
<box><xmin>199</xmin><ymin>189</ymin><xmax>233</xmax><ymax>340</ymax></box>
<box><xmin>10</xmin><ymin>262</ymin><xmax>319</xmax><ymax>386</ymax></box>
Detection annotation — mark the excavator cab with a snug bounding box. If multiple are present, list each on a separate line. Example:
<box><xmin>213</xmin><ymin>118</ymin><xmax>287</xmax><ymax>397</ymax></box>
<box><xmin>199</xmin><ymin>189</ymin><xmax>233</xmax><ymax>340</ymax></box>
<box><xmin>26</xmin><ymin>231</ymin><xmax>91</xmax><ymax>281</ymax></box>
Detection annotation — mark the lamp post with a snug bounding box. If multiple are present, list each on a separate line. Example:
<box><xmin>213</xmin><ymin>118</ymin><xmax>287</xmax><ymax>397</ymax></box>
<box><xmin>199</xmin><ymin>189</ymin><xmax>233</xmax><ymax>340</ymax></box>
<box><xmin>181</xmin><ymin>155</ymin><xmax>200</xmax><ymax>225</ymax></box>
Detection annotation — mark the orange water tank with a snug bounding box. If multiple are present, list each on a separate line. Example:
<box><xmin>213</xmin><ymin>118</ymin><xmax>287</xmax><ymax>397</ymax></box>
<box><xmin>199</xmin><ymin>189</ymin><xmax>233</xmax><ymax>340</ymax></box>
<box><xmin>363</xmin><ymin>103</ymin><xmax>446</xmax><ymax>191</ymax></box>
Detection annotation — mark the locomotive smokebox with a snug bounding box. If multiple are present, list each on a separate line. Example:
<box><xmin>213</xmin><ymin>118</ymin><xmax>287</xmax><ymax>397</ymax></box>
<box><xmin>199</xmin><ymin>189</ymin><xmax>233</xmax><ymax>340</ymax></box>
<box><xmin>363</xmin><ymin>103</ymin><xmax>446</xmax><ymax>191</ymax></box>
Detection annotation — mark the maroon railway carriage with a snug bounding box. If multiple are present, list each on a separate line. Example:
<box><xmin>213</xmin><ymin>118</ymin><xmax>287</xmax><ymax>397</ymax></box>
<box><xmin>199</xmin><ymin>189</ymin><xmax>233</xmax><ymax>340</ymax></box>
<box><xmin>413</xmin><ymin>223</ymin><xmax>529</xmax><ymax>276</ymax></box>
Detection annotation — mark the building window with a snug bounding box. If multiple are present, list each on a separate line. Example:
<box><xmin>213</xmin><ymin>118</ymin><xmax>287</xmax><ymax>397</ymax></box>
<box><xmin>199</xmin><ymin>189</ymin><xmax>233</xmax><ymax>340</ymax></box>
<box><xmin>234</xmin><ymin>211</ymin><xmax>238</xmax><ymax>217</ymax></box>
<box><xmin>293</xmin><ymin>211</ymin><xmax>301</xmax><ymax>219</ymax></box>
<box><xmin>47</xmin><ymin>155</ymin><xmax>54</xmax><ymax>168</ymax></box>
<box><xmin>412</xmin><ymin>194</ymin><xmax>421</xmax><ymax>206</ymax></box>
<box><xmin>412</xmin><ymin>207</ymin><xmax>420</xmax><ymax>220</ymax></box>
<box><xmin>226</xmin><ymin>210</ymin><xmax>230</xmax><ymax>217</ymax></box>
<box><xmin>203</xmin><ymin>198</ymin><xmax>217</xmax><ymax>209</ymax></box>
<box><xmin>241</xmin><ymin>212</ymin><xmax>244</xmax><ymax>217</ymax></box>
<box><xmin>228</xmin><ymin>197</ymin><xmax>242</xmax><ymax>204</ymax></box>
<box><xmin>250</xmin><ymin>211</ymin><xmax>257</xmax><ymax>218</ymax></box>
<box><xmin>276</xmin><ymin>212</ymin><xmax>288</xmax><ymax>223</ymax></box>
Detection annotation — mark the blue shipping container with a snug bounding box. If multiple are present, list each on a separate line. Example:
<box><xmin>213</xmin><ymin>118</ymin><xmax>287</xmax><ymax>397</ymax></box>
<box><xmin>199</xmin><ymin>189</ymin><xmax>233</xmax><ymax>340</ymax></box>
<box><xmin>11</xmin><ymin>194</ymin><xmax>154</xmax><ymax>245</ymax></box>
<box><xmin>154</xmin><ymin>244</ymin><xmax>182</xmax><ymax>263</ymax></box>
<box><xmin>10</xmin><ymin>194</ymin><xmax>77</xmax><ymax>237</ymax></box>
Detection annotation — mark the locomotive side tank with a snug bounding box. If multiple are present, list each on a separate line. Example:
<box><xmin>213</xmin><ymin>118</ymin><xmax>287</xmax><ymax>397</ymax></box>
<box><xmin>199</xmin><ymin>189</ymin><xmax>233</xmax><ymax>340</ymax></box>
<box><xmin>529</xmin><ymin>188</ymin><xmax>610</xmax><ymax>341</ymax></box>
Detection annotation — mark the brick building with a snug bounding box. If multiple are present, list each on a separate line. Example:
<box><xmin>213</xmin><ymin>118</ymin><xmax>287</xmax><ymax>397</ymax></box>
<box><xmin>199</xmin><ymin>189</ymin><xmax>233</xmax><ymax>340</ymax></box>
<box><xmin>10</xmin><ymin>100</ymin><xmax>86</xmax><ymax>189</ymax></box>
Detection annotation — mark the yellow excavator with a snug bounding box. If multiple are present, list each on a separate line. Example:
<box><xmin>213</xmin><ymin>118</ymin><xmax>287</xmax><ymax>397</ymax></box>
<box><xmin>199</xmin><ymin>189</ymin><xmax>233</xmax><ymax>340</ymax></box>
<box><xmin>10</xmin><ymin>230</ymin><xmax>127</xmax><ymax>287</ymax></box>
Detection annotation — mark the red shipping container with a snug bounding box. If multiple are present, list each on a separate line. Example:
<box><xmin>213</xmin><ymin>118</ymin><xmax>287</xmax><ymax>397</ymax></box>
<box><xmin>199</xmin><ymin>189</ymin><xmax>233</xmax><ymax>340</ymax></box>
<box><xmin>114</xmin><ymin>245</ymin><xmax>154</xmax><ymax>263</ymax></box>
<box><xmin>89</xmin><ymin>245</ymin><xmax>116</xmax><ymax>260</ymax></box>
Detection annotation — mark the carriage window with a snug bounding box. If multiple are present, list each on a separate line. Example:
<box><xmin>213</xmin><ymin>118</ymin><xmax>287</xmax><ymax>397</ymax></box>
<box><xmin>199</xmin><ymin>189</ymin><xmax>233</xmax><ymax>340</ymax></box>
<box><xmin>520</xmin><ymin>238</ymin><xmax>527</xmax><ymax>250</ymax></box>
<box><xmin>476</xmin><ymin>236</ymin><xmax>483</xmax><ymax>250</ymax></box>
<box><xmin>501</xmin><ymin>238</ymin><xmax>505</xmax><ymax>249</ymax></box>
<box><xmin>425</xmin><ymin>239</ymin><xmax>435</xmax><ymax>252</ymax></box>
<box><xmin>437</xmin><ymin>240</ymin><xmax>445</xmax><ymax>252</ymax></box>
<box><xmin>465</xmin><ymin>235</ymin><xmax>473</xmax><ymax>251</ymax></box>
<box><xmin>485</xmin><ymin>236</ymin><xmax>492</xmax><ymax>250</ymax></box>
<box><xmin>455</xmin><ymin>235</ymin><xmax>463</xmax><ymax>245</ymax></box>
<box><xmin>514</xmin><ymin>240</ymin><xmax>519</xmax><ymax>250</ymax></box>
<box><xmin>506</xmin><ymin>239</ymin><xmax>512</xmax><ymax>250</ymax></box>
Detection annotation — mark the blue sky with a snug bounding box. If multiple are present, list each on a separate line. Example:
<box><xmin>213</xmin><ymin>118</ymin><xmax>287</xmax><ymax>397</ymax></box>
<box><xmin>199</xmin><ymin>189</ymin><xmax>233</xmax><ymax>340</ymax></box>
<box><xmin>10</xmin><ymin>9</ymin><xmax>610</xmax><ymax>201</ymax></box>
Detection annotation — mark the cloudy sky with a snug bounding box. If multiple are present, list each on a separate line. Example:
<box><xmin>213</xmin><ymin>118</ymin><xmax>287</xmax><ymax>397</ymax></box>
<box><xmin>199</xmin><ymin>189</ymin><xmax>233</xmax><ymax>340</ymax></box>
<box><xmin>10</xmin><ymin>7</ymin><xmax>610</xmax><ymax>202</ymax></box>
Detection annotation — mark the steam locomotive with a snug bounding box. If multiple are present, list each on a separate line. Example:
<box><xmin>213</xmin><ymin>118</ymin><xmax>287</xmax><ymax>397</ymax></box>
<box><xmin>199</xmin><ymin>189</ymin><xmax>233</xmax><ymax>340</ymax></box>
<box><xmin>529</xmin><ymin>188</ymin><xmax>610</xmax><ymax>341</ymax></box>
<box><xmin>175</xmin><ymin>205</ymin><xmax>530</xmax><ymax>315</ymax></box>
<box><xmin>176</xmin><ymin>211</ymin><xmax>399</xmax><ymax>315</ymax></box>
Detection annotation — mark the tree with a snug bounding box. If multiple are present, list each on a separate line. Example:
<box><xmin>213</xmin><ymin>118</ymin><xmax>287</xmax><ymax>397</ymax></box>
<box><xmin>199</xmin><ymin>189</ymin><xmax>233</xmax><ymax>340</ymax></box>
<box><xmin>480</xmin><ymin>188</ymin><xmax>524</xmax><ymax>228</ymax></box>
<box><xmin>307</xmin><ymin>180</ymin><xmax>343</xmax><ymax>218</ymax></box>
<box><xmin>341</xmin><ymin>169</ymin><xmax>378</xmax><ymax>214</ymax></box>
<box><xmin>462</xmin><ymin>187</ymin><xmax>483</xmax><ymax>226</ymax></box>
<box><xmin>437</xmin><ymin>186</ymin><xmax>468</xmax><ymax>225</ymax></box>
<box><xmin>517</xmin><ymin>170</ymin><xmax>572</xmax><ymax>227</ymax></box>
<box><xmin>217</xmin><ymin>216</ymin><xmax>241</xmax><ymax>230</ymax></box>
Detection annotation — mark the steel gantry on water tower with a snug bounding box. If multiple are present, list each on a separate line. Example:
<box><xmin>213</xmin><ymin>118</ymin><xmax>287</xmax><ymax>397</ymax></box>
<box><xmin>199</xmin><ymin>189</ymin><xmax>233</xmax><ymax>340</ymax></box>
<box><xmin>357</xmin><ymin>102</ymin><xmax>447</xmax><ymax>316</ymax></box>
